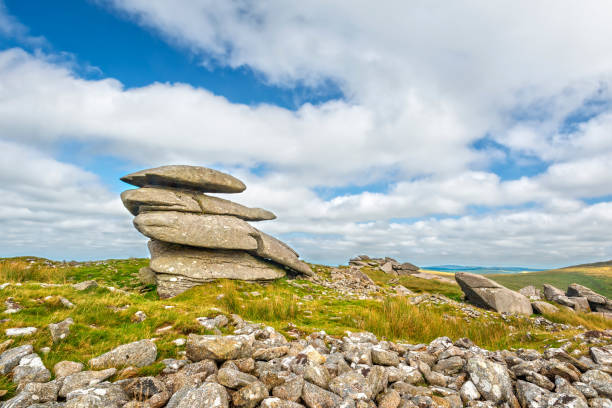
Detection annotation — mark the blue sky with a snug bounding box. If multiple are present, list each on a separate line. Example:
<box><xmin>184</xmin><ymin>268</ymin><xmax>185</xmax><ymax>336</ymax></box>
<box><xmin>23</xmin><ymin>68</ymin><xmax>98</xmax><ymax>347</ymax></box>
<box><xmin>0</xmin><ymin>1</ymin><xmax>611</xmax><ymax>267</ymax></box>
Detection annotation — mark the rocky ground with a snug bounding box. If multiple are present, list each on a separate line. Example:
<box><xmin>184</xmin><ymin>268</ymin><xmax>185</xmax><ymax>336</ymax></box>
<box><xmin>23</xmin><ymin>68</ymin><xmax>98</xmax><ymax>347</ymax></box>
<box><xmin>0</xmin><ymin>256</ymin><xmax>611</xmax><ymax>407</ymax></box>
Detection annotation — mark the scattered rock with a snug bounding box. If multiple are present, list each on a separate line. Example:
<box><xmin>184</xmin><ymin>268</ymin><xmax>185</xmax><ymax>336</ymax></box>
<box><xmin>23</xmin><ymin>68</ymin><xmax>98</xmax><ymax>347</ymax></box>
<box><xmin>5</xmin><ymin>327</ymin><xmax>37</xmax><ymax>337</ymax></box>
<box><xmin>48</xmin><ymin>318</ymin><xmax>74</xmax><ymax>343</ymax></box>
<box><xmin>89</xmin><ymin>339</ymin><xmax>157</xmax><ymax>369</ymax></box>
<box><xmin>72</xmin><ymin>280</ymin><xmax>98</xmax><ymax>291</ymax></box>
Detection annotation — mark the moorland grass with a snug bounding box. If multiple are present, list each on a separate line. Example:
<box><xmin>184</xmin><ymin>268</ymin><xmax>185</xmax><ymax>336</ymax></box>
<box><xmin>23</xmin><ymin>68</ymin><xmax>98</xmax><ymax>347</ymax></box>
<box><xmin>0</xmin><ymin>257</ymin><xmax>611</xmax><ymax>399</ymax></box>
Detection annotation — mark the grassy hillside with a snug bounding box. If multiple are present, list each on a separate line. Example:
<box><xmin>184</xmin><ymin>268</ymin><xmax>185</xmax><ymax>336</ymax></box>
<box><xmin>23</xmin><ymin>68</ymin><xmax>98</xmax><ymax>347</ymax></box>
<box><xmin>0</xmin><ymin>256</ymin><xmax>610</xmax><ymax>399</ymax></box>
<box><xmin>489</xmin><ymin>265</ymin><xmax>612</xmax><ymax>298</ymax></box>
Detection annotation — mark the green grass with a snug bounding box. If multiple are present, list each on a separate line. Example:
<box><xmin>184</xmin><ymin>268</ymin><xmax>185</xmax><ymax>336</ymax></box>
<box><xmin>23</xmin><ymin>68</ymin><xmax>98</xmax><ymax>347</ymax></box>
<box><xmin>489</xmin><ymin>268</ymin><xmax>612</xmax><ymax>298</ymax></box>
<box><xmin>0</xmin><ymin>257</ymin><xmax>610</xmax><ymax>400</ymax></box>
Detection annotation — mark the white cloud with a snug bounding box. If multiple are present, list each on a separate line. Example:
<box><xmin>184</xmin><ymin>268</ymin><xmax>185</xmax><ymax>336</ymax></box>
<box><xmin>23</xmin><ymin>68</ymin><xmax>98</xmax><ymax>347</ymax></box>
<box><xmin>1</xmin><ymin>1</ymin><xmax>612</xmax><ymax>266</ymax></box>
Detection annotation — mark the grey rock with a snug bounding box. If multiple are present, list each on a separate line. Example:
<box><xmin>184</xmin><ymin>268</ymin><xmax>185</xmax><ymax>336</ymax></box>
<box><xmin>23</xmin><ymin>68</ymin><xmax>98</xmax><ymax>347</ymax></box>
<box><xmin>460</xmin><ymin>380</ymin><xmax>481</xmax><ymax>402</ymax></box>
<box><xmin>433</xmin><ymin>356</ymin><xmax>464</xmax><ymax>376</ymax></box>
<box><xmin>134</xmin><ymin>212</ymin><xmax>259</xmax><ymax>250</ymax></box>
<box><xmin>122</xmin><ymin>187</ymin><xmax>276</xmax><ymax>220</ymax></box>
<box><xmin>273</xmin><ymin>376</ymin><xmax>304</xmax><ymax>401</ymax></box>
<box><xmin>303</xmin><ymin>364</ymin><xmax>331</xmax><ymax>389</ymax></box>
<box><xmin>174</xmin><ymin>382</ymin><xmax>231</xmax><ymax>408</ymax></box>
<box><xmin>149</xmin><ymin>240</ymin><xmax>285</xmax><ymax>298</ymax></box>
<box><xmin>250</xmin><ymin>231</ymin><xmax>313</xmax><ymax>277</ymax></box>
<box><xmin>566</xmin><ymin>283</ymin><xmax>610</xmax><ymax>307</ymax></box>
<box><xmin>465</xmin><ymin>356</ymin><xmax>514</xmax><ymax>404</ymax></box>
<box><xmin>543</xmin><ymin>284</ymin><xmax>566</xmax><ymax>301</ymax></box>
<box><xmin>72</xmin><ymin>280</ymin><xmax>98</xmax><ymax>291</ymax></box>
<box><xmin>590</xmin><ymin>345</ymin><xmax>612</xmax><ymax>365</ymax></box>
<box><xmin>260</xmin><ymin>398</ymin><xmax>305</xmax><ymax>408</ymax></box>
<box><xmin>573</xmin><ymin>381</ymin><xmax>598</xmax><ymax>399</ymax></box>
<box><xmin>89</xmin><ymin>339</ymin><xmax>156</xmax><ymax>369</ymax></box>
<box><xmin>367</xmin><ymin>365</ymin><xmax>389</xmax><ymax>397</ymax></box>
<box><xmin>0</xmin><ymin>344</ymin><xmax>33</xmax><ymax>375</ymax></box>
<box><xmin>555</xmin><ymin>376</ymin><xmax>586</xmax><ymax>402</ymax></box>
<box><xmin>455</xmin><ymin>272</ymin><xmax>533</xmax><ymax>315</ymax></box>
<box><xmin>588</xmin><ymin>398</ymin><xmax>612</xmax><ymax>408</ymax></box>
<box><xmin>531</xmin><ymin>301</ymin><xmax>558</xmax><ymax>315</ymax></box>
<box><xmin>217</xmin><ymin>367</ymin><xmax>258</xmax><ymax>388</ymax></box>
<box><xmin>301</xmin><ymin>381</ymin><xmax>343</xmax><ymax>408</ymax></box>
<box><xmin>12</xmin><ymin>353</ymin><xmax>51</xmax><ymax>384</ymax></box>
<box><xmin>581</xmin><ymin>370</ymin><xmax>612</xmax><ymax>398</ymax></box>
<box><xmin>519</xmin><ymin>285</ymin><xmax>542</xmax><ymax>300</ymax></box>
<box><xmin>186</xmin><ymin>334</ymin><xmax>254</xmax><ymax>362</ymax></box>
<box><xmin>231</xmin><ymin>380</ymin><xmax>269</xmax><ymax>408</ymax></box>
<box><xmin>138</xmin><ymin>266</ymin><xmax>157</xmax><ymax>285</ymax></box>
<box><xmin>121</xmin><ymin>165</ymin><xmax>246</xmax><ymax>194</ymax></box>
<box><xmin>328</xmin><ymin>370</ymin><xmax>371</xmax><ymax>400</ymax></box>
<box><xmin>525</xmin><ymin>371</ymin><xmax>555</xmax><ymax>391</ymax></box>
<box><xmin>372</xmin><ymin>348</ymin><xmax>400</xmax><ymax>366</ymax></box>
<box><xmin>5</xmin><ymin>327</ymin><xmax>37</xmax><ymax>337</ymax></box>
<box><xmin>122</xmin><ymin>376</ymin><xmax>167</xmax><ymax>399</ymax></box>
<box><xmin>570</xmin><ymin>296</ymin><xmax>591</xmax><ymax>313</ymax></box>
<box><xmin>54</xmin><ymin>361</ymin><xmax>84</xmax><ymax>378</ymax></box>
<box><xmin>516</xmin><ymin>380</ymin><xmax>555</xmax><ymax>408</ymax></box>
<box><xmin>48</xmin><ymin>318</ymin><xmax>74</xmax><ymax>343</ymax></box>
<box><xmin>59</xmin><ymin>368</ymin><xmax>117</xmax><ymax>397</ymax></box>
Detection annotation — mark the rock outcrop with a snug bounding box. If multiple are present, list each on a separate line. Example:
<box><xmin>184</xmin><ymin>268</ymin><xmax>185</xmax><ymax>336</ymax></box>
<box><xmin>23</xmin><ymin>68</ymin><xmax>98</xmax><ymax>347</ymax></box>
<box><xmin>121</xmin><ymin>165</ymin><xmax>312</xmax><ymax>297</ymax></box>
<box><xmin>455</xmin><ymin>272</ymin><xmax>533</xmax><ymax>315</ymax></box>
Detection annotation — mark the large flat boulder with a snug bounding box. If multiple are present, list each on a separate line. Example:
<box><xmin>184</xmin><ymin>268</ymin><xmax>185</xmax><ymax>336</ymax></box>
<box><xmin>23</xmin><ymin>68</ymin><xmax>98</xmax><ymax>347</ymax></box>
<box><xmin>251</xmin><ymin>231</ymin><xmax>313</xmax><ymax>276</ymax></box>
<box><xmin>121</xmin><ymin>187</ymin><xmax>276</xmax><ymax>221</ymax></box>
<box><xmin>121</xmin><ymin>165</ymin><xmax>246</xmax><ymax>193</ymax></box>
<box><xmin>134</xmin><ymin>211</ymin><xmax>259</xmax><ymax>250</ymax></box>
<box><xmin>455</xmin><ymin>272</ymin><xmax>533</xmax><ymax>315</ymax></box>
<box><xmin>148</xmin><ymin>240</ymin><xmax>285</xmax><ymax>298</ymax></box>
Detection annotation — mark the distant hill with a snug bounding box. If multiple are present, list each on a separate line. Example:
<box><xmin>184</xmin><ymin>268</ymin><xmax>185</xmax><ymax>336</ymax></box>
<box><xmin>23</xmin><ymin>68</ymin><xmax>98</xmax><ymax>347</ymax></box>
<box><xmin>425</xmin><ymin>265</ymin><xmax>543</xmax><ymax>275</ymax></box>
<box><xmin>561</xmin><ymin>259</ymin><xmax>612</xmax><ymax>269</ymax></box>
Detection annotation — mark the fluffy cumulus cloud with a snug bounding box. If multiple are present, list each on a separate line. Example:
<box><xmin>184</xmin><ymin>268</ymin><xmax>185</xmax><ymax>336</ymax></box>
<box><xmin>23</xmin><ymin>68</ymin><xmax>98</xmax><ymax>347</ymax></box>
<box><xmin>1</xmin><ymin>1</ymin><xmax>612</xmax><ymax>266</ymax></box>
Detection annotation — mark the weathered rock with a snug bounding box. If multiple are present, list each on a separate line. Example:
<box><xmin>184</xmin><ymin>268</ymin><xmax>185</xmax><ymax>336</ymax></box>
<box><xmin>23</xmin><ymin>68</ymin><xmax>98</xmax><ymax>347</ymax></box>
<box><xmin>231</xmin><ymin>380</ymin><xmax>269</xmax><ymax>408</ymax></box>
<box><xmin>89</xmin><ymin>339</ymin><xmax>157</xmax><ymax>369</ymax></box>
<box><xmin>569</xmin><ymin>296</ymin><xmax>591</xmax><ymax>313</ymax></box>
<box><xmin>531</xmin><ymin>301</ymin><xmax>558</xmax><ymax>315</ymax></box>
<box><xmin>301</xmin><ymin>381</ymin><xmax>343</xmax><ymax>408</ymax></box>
<box><xmin>186</xmin><ymin>334</ymin><xmax>253</xmax><ymax>362</ymax></box>
<box><xmin>250</xmin><ymin>231</ymin><xmax>313</xmax><ymax>277</ymax></box>
<box><xmin>59</xmin><ymin>368</ymin><xmax>117</xmax><ymax>397</ymax></box>
<box><xmin>173</xmin><ymin>382</ymin><xmax>230</xmax><ymax>408</ymax></box>
<box><xmin>54</xmin><ymin>360</ymin><xmax>84</xmax><ymax>378</ymax></box>
<box><xmin>516</xmin><ymin>380</ymin><xmax>555</xmax><ymax>408</ymax></box>
<box><xmin>48</xmin><ymin>318</ymin><xmax>74</xmax><ymax>343</ymax></box>
<box><xmin>543</xmin><ymin>284</ymin><xmax>566</xmax><ymax>301</ymax></box>
<box><xmin>218</xmin><ymin>367</ymin><xmax>259</xmax><ymax>388</ymax></box>
<box><xmin>12</xmin><ymin>353</ymin><xmax>51</xmax><ymax>384</ymax></box>
<box><xmin>135</xmin><ymin>212</ymin><xmax>259</xmax><ymax>250</ymax></box>
<box><xmin>5</xmin><ymin>327</ymin><xmax>37</xmax><ymax>337</ymax></box>
<box><xmin>519</xmin><ymin>285</ymin><xmax>542</xmax><ymax>300</ymax></box>
<box><xmin>392</xmin><ymin>262</ymin><xmax>419</xmax><ymax>275</ymax></box>
<box><xmin>65</xmin><ymin>382</ymin><xmax>128</xmax><ymax>408</ymax></box>
<box><xmin>465</xmin><ymin>356</ymin><xmax>514</xmax><ymax>404</ymax></box>
<box><xmin>328</xmin><ymin>370</ymin><xmax>371</xmax><ymax>400</ymax></box>
<box><xmin>581</xmin><ymin>370</ymin><xmax>612</xmax><ymax>398</ymax></box>
<box><xmin>460</xmin><ymin>380</ymin><xmax>481</xmax><ymax>403</ymax></box>
<box><xmin>122</xmin><ymin>187</ymin><xmax>276</xmax><ymax>220</ymax></box>
<box><xmin>455</xmin><ymin>272</ymin><xmax>533</xmax><ymax>315</ymax></box>
<box><xmin>590</xmin><ymin>345</ymin><xmax>612</xmax><ymax>365</ymax></box>
<box><xmin>121</xmin><ymin>165</ymin><xmax>246</xmax><ymax>194</ymax></box>
<box><xmin>261</xmin><ymin>397</ymin><xmax>305</xmax><ymax>408</ymax></box>
<box><xmin>72</xmin><ymin>280</ymin><xmax>98</xmax><ymax>291</ymax></box>
<box><xmin>138</xmin><ymin>267</ymin><xmax>157</xmax><ymax>285</ymax></box>
<box><xmin>149</xmin><ymin>239</ymin><xmax>285</xmax><ymax>297</ymax></box>
<box><xmin>372</xmin><ymin>348</ymin><xmax>400</xmax><ymax>366</ymax></box>
<box><xmin>303</xmin><ymin>365</ymin><xmax>331</xmax><ymax>390</ymax></box>
<box><xmin>271</xmin><ymin>376</ymin><xmax>303</xmax><ymax>402</ymax></box>
<box><xmin>0</xmin><ymin>344</ymin><xmax>33</xmax><ymax>375</ymax></box>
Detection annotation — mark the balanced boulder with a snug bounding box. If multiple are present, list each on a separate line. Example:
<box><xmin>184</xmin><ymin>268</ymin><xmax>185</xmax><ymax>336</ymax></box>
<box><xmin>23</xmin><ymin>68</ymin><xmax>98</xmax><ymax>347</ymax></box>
<box><xmin>121</xmin><ymin>165</ymin><xmax>312</xmax><ymax>298</ymax></box>
<box><xmin>455</xmin><ymin>272</ymin><xmax>533</xmax><ymax>316</ymax></box>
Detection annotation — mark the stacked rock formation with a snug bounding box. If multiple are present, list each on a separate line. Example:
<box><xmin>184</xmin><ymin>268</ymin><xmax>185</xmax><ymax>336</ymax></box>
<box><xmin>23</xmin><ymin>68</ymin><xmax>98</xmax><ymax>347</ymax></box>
<box><xmin>120</xmin><ymin>165</ymin><xmax>312</xmax><ymax>298</ymax></box>
<box><xmin>455</xmin><ymin>272</ymin><xmax>533</xmax><ymax>316</ymax></box>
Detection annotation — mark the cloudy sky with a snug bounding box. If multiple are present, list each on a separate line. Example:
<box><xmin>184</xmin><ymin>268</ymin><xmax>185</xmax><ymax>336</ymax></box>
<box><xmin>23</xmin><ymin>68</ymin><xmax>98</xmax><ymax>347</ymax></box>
<box><xmin>1</xmin><ymin>1</ymin><xmax>611</xmax><ymax>268</ymax></box>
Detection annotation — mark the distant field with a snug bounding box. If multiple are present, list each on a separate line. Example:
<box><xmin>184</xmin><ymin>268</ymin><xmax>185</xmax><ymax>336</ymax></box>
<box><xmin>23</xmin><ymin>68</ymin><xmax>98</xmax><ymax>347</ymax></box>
<box><xmin>488</xmin><ymin>266</ymin><xmax>612</xmax><ymax>298</ymax></box>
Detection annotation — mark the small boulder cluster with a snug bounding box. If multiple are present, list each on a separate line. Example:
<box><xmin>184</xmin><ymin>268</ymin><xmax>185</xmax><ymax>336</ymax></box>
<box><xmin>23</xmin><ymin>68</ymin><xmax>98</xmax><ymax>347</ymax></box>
<box><xmin>349</xmin><ymin>256</ymin><xmax>419</xmax><ymax>275</ymax></box>
<box><xmin>120</xmin><ymin>165</ymin><xmax>312</xmax><ymax>298</ymax></box>
<box><xmin>537</xmin><ymin>283</ymin><xmax>612</xmax><ymax>319</ymax></box>
<box><xmin>2</xmin><ymin>314</ymin><xmax>612</xmax><ymax>408</ymax></box>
